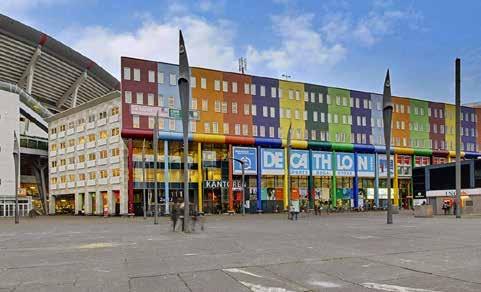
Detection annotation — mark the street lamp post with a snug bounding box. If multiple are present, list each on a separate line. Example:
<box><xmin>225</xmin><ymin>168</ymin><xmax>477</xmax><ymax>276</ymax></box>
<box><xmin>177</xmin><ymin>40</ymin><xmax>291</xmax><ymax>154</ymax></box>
<box><xmin>229</xmin><ymin>157</ymin><xmax>246</xmax><ymax>216</ymax></box>
<box><xmin>382</xmin><ymin>70</ymin><xmax>394</xmax><ymax>225</ymax></box>
<box><xmin>13</xmin><ymin>131</ymin><xmax>20</xmax><ymax>224</ymax></box>
<box><xmin>455</xmin><ymin>58</ymin><xmax>461</xmax><ymax>219</ymax></box>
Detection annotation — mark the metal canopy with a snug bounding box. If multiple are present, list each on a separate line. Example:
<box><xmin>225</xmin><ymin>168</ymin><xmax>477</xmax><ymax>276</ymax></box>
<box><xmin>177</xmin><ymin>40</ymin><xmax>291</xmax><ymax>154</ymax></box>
<box><xmin>0</xmin><ymin>14</ymin><xmax>119</xmax><ymax>113</ymax></box>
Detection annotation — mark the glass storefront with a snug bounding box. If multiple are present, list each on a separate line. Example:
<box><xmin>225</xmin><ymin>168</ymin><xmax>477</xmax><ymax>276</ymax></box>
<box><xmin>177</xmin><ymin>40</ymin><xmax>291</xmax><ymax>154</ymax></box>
<box><xmin>336</xmin><ymin>177</ymin><xmax>353</xmax><ymax>209</ymax></box>
<box><xmin>261</xmin><ymin>175</ymin><xmax>284</xmax><ymax>212</ymax></box>
<box><xmin>291</xmin><ymin>176</ymin><xmax>309</xmax><ymax>211</ymax></box>
<box><xmin>358</xmin><ymin>177</ymin><xmax>374</xmax><ymax>209</ymax></box>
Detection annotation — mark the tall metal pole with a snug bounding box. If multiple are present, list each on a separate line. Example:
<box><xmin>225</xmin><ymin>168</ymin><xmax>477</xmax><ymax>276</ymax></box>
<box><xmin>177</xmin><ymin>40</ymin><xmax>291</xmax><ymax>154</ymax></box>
<box><xmin>241</xmin><ymin>162</ymin><xmax>245</xmax><ymax>216</ymax></box>
<box><xmin>153</xmin><ymin>113</ymin><xmax>159</xmax><ymax>224</ymax></box>
<box><xmin>179</xmin><ymin>30</ymin><xmax>191</xmax><ymax>232</ymax></box>
<box><xmin>286</xmin><ymin>123</ymin><xmax>292</xmax><ymax>217</ymax></box>
<box><xmin>13</xmin><ymin>131</ymin><xmax>20</xmax><ymax>224</ymax></box>
<box><xmin>383</xmin><ymin>70</ymin><xmax>393</xmax><ymax>224</ymax></box>
<box><xmin>142</xmin><ymin>139</ymin><xmax>147</xmax><ymax>220</ymax></box>
<box><xmin>455</xmin><ymin>58</ymin><xmax>461</xmax><ymax>219</ymax></box>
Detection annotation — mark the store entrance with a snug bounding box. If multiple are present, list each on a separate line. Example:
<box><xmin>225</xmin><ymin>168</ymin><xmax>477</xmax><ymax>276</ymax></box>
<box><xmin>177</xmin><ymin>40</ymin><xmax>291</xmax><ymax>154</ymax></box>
<box><xmin>399</xmin><ymin>179</ymin><xmax>412</xmax><ymax>209</ymax></box>
<box><xmin>203</xmin><ymin>187</ymin><xmax>226</xmax><ymax>214</ymax></box>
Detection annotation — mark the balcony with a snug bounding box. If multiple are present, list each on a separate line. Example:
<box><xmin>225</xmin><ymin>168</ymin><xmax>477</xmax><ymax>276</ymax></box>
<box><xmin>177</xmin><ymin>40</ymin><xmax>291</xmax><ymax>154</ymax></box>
<box><xmin>87</xmin><ymin>180</ymin><xmax>96</xmax><ymax>186</ymax></box>
<box><xmin>76</xmin><ymin>125</ymin><xmax>85</xmax><ymax>132</ymax></box>
<box><xmin>58</xmin><ymin>131</ymin><xmax>65</xmax><ymax>138</ymax></box>
<box><xmin>86</xmin><ymin>160</ymin><xmax>96</xmax><ymax>168</ymax></box>
<box><xmin>109</xmin><ymin>115</ymin><xmax>119</xmax><ymax>123</ymax></box>
<box><xmin>98</xmin><ymin>118</ymin><xmax>107</xmax><ymax>126</ymax></box>
<box><xmin>58</xmin><ymin>165</ymin><xmax>66</xmax><ymax>172</ymax></box>
<box><xmin>50</xmin><ymin>167</ymin><xmax>57</xmax><ymax>173</ymax></box>
<box><xmin>67</xmin><ymin>182</ymin><xmax>75</xmax><ymax>188</ymax></box>
<box><xmin>86</xmin><ymin>122</ymin><xmax>95</xmax><ymax>130</ymax></box>
<box><xmin>76</xmin><ymin>144</ymin><xmax>85</xmax><ymax>151</ymax></box>
<box><xmin>98</xmin><ymin>139</ymin><xmax>107</xmax><ymax>146</ymax></box>
<box><xmin>109</xmin><ymin>156</ymin><xmax>120</xmax><ymax>164</ymax></box>
<box><xmin>110</xmin><ymin>177</ymin><xmax>120</xmax><ymax>184</ymax></box>
<box><xmin>49</xmin><ymin>151</ymin><xmax>56</xmax><ymax>157</ymax></box>
<box><xmin>86</xmin><ymin>141</ymin><xmax>95</xmax><ymax>149</ymax></box>
<box><xmin>67</xmin><ymin>146</ymin><xmax>75</xmax><ymax>153</ymax></box>
<box><xmin>58</xmin><ymin>183</ymin><xmax>66</xmax><ymax>189</ymax></box>
<box><xmin>67</xmin><ymin>128</ymin><xmax>74</xmax><ymax>136</ymax></box>
<box><xmin>99</xmin><ymin>178</ymin><xmax>108</xmax><ymax>185</ymax></box>
<box><xmin>77</xmin><ymin>181</ymin><xmax>85</xmax><ymax>187</ymax></box>
<box><xmin>98</xmin><ymin>158</ymin><xmax>108</xmax><ymax>166</ymax></box>
<box><xmin>77</xmin><ymin>162</ymin><xmax>85</xmax><ymax>169</ymax></box>
<box><xmin>109</xmin><ymin>136</ymin><xmax>119</xmax><ymax>143</ymax></box>
<box><xmin>58</xmin><ymin>149</ymin><xmax>65</xmax><ymax>155</ymax></box>
<box><xmin>67</xmin><ymin>164</ymin><xmax>75</xmax><ymax>171</ymax></box>
<box><xmin>50</xmin><ymin>133</ymin><xmax>57</xmax><ymax>140</ymax></box>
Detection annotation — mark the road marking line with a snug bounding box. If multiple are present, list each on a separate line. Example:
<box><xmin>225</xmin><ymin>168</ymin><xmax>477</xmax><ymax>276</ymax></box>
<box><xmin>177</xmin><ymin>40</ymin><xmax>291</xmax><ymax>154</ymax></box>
<box><xmin>224</xmin><ymin>268</ymin><xmax>264</xmax><ymax>278</ymax></box>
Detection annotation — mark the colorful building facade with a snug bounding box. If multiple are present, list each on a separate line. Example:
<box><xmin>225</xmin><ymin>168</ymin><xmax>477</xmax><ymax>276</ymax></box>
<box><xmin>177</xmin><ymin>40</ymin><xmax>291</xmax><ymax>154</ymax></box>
<box><xmin>119</xmin><ymin>56</ymin><xmax>481</xmax><ymax>215</ymax></box>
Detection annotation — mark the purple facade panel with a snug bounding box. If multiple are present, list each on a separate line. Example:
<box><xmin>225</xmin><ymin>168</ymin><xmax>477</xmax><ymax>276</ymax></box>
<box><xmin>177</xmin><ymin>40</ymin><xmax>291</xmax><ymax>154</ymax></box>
<box><xmin>251</xmin><ymin>76</ymin><xmax>279</xmax><ymax>137</ymax></box>
<box><xmin>350</xmin><ymin>90</ymin><xmax>372</xmax><ymax>144</ymax></box>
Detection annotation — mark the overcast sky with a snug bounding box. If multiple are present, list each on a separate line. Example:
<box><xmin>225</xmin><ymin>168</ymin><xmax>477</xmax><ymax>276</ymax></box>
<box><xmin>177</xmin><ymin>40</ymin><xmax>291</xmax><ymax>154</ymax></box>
<box><xmin>2</xmin><ymin>0</ymin><xmax>481</xmax><ymax>103</ymax></box>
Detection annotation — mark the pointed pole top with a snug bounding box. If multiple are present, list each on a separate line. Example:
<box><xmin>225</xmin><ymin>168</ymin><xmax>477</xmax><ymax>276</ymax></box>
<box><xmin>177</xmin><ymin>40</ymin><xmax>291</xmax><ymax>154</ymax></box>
<box><xmin>383</xmin><ymin>68</ymin><xmax>393</xmax><ymax>111</ymax></box>
<box><xmin>179</xmin><ymin>30</ymin><xmax>189</xmax><ymax>83</ymax></box>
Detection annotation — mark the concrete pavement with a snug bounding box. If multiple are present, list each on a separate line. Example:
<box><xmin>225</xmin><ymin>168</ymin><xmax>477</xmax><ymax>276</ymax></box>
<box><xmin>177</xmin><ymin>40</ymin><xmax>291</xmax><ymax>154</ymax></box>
<box><xmin>1</xmin><ymin>212</ymin><xmax>481</xmax><ymax>291</ymax></box>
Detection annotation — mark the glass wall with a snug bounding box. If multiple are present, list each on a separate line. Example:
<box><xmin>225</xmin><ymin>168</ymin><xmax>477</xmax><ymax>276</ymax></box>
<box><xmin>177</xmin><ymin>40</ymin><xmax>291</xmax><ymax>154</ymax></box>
<box><xmin>261</xmin><ymin>175</ymin><xmax>284</xmax><ymax>212</ymax></box>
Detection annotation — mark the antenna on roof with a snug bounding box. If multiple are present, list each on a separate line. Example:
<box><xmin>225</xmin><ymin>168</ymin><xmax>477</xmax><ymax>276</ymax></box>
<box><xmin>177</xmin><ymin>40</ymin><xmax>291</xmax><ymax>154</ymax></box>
<box><xmin>238</xmin><ymin>57</ymin><xmax>247</xmax><ymax>74</ymax></box>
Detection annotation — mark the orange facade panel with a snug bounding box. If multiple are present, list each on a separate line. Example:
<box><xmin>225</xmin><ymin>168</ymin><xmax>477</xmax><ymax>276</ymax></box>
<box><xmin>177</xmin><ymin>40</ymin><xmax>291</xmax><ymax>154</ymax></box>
<box><xmin>392</xmin><ymin>96</ymin><xmax>411</xmax><ymax>146</ymax></box>
<box><xmin>192</xmin><ymin>68</ymin><xmax>224</xmax><ymax>134</ymax></box>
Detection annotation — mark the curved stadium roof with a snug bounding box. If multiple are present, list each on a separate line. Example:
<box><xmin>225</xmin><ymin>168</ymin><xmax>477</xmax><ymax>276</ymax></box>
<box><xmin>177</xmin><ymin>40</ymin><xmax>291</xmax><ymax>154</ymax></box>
<box><xmin>0</xmin><ymin>14</ymin><xmax>119</xmax><ymax>113</ymax></box>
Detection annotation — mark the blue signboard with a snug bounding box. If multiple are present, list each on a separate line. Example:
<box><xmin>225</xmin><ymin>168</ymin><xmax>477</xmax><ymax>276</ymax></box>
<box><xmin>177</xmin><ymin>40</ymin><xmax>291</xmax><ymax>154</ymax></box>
<box><xmin>378</xmin><ymin>154</ymin><xmax>394</xmax><ymax>177</ymax></box>
<box><xmin>261</xmin><ymin>148</ymin><xmax>285</xmax><ymax>175</ymax></box>
<box><xmin>357</xmin><ymin>153</ymin><xmax>375</xmax><ymax>177</ymax></box>
<box><xmin>311</xmin><ymin>151</ymin><xmax>333</xmax><ymax>176</ymax></box>
<box><xmin>233</xmin><ymin>147</ymin><xmax>257</xmax><ymax>175</ymax></box>
<box><xmin>336</xmin><ymin>152</ymin><xmax>355</xmax><ymax>177</ymax></box>
<box><xmin>289</xmin><ymin>150</ymin><xmax>310</xmax><ymax>176</ymax></box>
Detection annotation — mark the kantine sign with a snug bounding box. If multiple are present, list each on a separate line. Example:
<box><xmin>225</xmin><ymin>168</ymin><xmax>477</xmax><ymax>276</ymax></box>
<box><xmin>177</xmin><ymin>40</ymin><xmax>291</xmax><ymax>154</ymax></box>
<box><xmin>261</xmin><ymin>148</ymin><xmax>284</xmax><ymax>175</ymax></box>
<box><xmin>290</xmin><ymin>150</ymin><xmax>310</xmax><ymax>175</ymax></box>
<box><xmin>233</xmin><ymin>147</ymin><xmax>257</xmax><ymax>175</ymax></box>
<box><xmin>311</xmin><ymin>151</ymin><xmax>333</xmax><ymax>176</ymax></box>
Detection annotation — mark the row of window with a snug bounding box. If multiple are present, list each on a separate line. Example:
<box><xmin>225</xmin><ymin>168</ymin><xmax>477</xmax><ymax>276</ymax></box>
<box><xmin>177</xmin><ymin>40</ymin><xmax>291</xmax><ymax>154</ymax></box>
<box><xmin>50</xmin><ymin>107</ymin><xmax>119</xmax><ymax>135</ymax></box>
<box><xmin>51</xmin><ymin>148</ymin><xmax>121</xmax><ymax>168</ymax></box>
<box><xmin>50</xmin><ymin>128</ymin><xmax>120</xmax><ymax>151</ymax></box>
<box><xmin>394</xmin><ymin>104</ymin><xmax>477</xmax><ymax>123</ymax></box>
<box><xmin>51</xmin><ymin>168</ymin><xmax>121</xmax><ymax>184</ymax></box>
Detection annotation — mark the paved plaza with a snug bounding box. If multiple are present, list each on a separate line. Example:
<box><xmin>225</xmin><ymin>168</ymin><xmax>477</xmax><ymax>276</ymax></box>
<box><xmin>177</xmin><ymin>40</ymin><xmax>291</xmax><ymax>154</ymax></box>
<box><xmin>1</xmin><ymin>212</ymin><xmax>481</xmax><ymax>291</ymax></box>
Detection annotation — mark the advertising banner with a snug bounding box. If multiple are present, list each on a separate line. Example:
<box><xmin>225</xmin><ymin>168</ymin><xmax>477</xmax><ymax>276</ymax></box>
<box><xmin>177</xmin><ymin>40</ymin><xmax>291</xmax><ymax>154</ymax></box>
<box><xmin>289</xmin><ymin>150</ymin><xmax>310</xmax><ymax>176</ymax></box>
<box><xmin>336</xmin><ymin>152</ymin><xmax>355</xmax><ymax>177</ymax></box>
<box><xmin>261</xmin><ymin>148</ymin><xmax>284</xmax><ymax>175</ymax></box>
<box><xmin>357</xmin><ymin>153</ymin><xmax>375</xmax><ymax>177</ymax></box>
<box><xmin>233</xmin><ymin>147</ymin><xmax>257</xmax><ymax>175</ymax></box>
<box><xmin>311</xmin><ymin>151</ymin><xmax>333</xmax><ymax>176</ymax></box>
<box><xmin>378</xmin><ymin>154</ymin><xmax>394</xmax><ymax>177</ymax></box>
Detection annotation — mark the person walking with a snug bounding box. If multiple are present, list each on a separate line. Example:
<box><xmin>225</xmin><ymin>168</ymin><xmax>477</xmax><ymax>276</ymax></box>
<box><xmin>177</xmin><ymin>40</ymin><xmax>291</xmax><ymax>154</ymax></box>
<box><xmin>171</xmin><ymin>202</ymin><xmax>179</xmax><ymax>231</ymax></box>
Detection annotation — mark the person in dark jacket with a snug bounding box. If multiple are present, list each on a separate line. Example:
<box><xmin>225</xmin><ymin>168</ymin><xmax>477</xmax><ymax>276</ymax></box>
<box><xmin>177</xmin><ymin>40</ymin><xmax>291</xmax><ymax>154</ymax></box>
<box><xmin>171</xmin><ymin>202</ymin><xmax>179</xmax><ymax>231</ymax></box>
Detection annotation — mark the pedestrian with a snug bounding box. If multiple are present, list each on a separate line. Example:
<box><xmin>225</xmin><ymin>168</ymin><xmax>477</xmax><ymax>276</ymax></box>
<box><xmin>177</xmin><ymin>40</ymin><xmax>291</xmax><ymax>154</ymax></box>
<box><xmin>171</xmin><ymin>202</ymin><xmax>179</xmax><ymax>231</ymax></box>
<box><xmin>179</xmin><ymin>201</ymin><xmax>185</xmax><ymax>231</ymax></box>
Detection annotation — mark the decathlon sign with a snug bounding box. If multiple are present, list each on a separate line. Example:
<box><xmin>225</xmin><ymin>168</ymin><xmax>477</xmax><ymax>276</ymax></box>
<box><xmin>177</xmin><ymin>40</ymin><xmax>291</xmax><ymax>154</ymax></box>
<box><xmin>261</xmin><ymin>148</ymin><xmax>284</xmax><ymax>175</ymax></box>
<box><xmin>290</xmin><ymin>150</ymin><xmax>310</xmax><ymax>176</ymax></box>
<box><xmin>311</xmin><ymin>151</ymin><xmax>333</xmax><ymax>176</ymax></box>
<box><xmin>357</xmin><ymin>153</ymin><xmax>375</xmax><ymax>177</ymax></box>
<box><xmin>336</xmin><ymin>152</ymin><xmax>355</xmax><ymax>177</ymax></box>
<box><xmin>233</xmin><ymin>147</ymin><xmax>257</xmax><ymax>175</ymax></box>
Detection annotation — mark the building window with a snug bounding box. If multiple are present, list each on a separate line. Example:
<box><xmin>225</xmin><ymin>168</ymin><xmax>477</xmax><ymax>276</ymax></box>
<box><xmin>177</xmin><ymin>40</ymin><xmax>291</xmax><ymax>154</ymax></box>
<box><xmin>190</xmin><ymin>121</ymin><xmax>196</xmax><ymax>133</ymax></box>
<box><xmin>212</xmin><ymin>122</ymin><xmax>219</xmax><ymax>134</ymax></box>
<box><xmin>326</xmin><ymin>95</ymin><xmax>331</xmax><ymax>104</ymax></box>
<box><xmin>204</xmin><ymin>122</ymin><xmax>210</xmax><ymax>133</ymax></box>
<box><xmin>148</xmin><ymin>117</ymin><xmax>155</xmax><ymax>129</ymax></box>
<box><xmin>111</xmin><ymin>106</ymin><xmax>119</xmax><ymax>116</ymax></box>
<box><xmin>214</xmin><ymin>100</ymin><xmax>221</xmax><ymax>113</ymax></box>
<box><xmin>313</xmin><ymin>111</ymin><xmax>318</xmax><ymax>122</ymax></box>
<box><xmin>214</xmin><ymin>80</ymin><xmax>221</xmax><ymax>91</ymax></box>
<box><xmin>136</xmin><ymin>92</ymin><xmax>143</xmax><ymax>105</ymax></box>
<box><xmin>223</xmin><ymin>123</ymin><xmax>229</xmax><ymax>135</ymax></box>
<box><xmin>235</xmin><ymin>124</ymin><xmax>241</xmax><ymax>135</ymax></box>
<box><xmin>252</xmin><ymin>125</ymin><xmax>258</xmax><ymax>136</ymax></box>
<box><xmin>112</xmin><ymin>168</ymin><xmax>120</xmax><ymax>177</ymax></box>
<box><xmin>251</xmin><ymin>104</ymin><xmax>257</xmax><ymax>116</ymax></box>
<box><xmin>99</xmin><ymin>130</ymin><xmax>108</xmax><ymax>139</ymax></box>
<box><xmin>191</xmin><ymin>98</ymin><xmax>197</xmax><ymax>110</ymax></box>
<box><xmin>123</xmin><ymin>67</ymin><xmax>131</xmax><ymax>80</ymax></box>
<box><xmin>286</xmin><ymin>108</ymin><xmax>291</xmax><ymax>119</ymax></box>
<box><xmin>232</xmin><ymin>82</ymin><xmax>238</xmax><ymax>93</ymax></box>
<box><xmin>260</xmin><ymin>86</ymin><xmax>266</xmax><ymax>97</ymax></box>
<box><xmin>158</xmin><ymin>94</ymin><xmax>164</xmax><ymax>107</ymax></box>
<box><xmin>148</xmin><ymin>93</ymin><xmax>154</xmax><ymax>106</ymax></box>
<box><xmin>295</xmin><ymin>110</ymin><xmax>300</xmax><ymax>120</ymax></box>
<box><xmin>87</xmin><ymin>134</ymin><xmax>95</xmax><ymax>143</ymax></box>
<box><xmin>242</xmin><ymin>124</ymin><xmax>249</xmax><ymax>136</ymax></box>
<box><xmin>169</xmin><ymin>73</ymin><xmax>176</xmax><ymax>86</ymax></box>
<box><xmin>99</xmin><ymin>150</ymin><xmax>108</xmax><ymax>159</ymax></box>
<box><xmin>169</xmin><ymin>119</ymin><xmax>175</xmax><ymax>131</ymax></box>
<box><xmin>148</xmin><ymin>70</ymin><xmax>155</xmax><ymax>83</ymax></box>
<box><xmin>270</xmin><ymin>107</ymin><xmax>276</xmax><ymax>118</ymax></box>
<box><xmin>125</xmin><ymin>91</ymin><xmax>132</xmax><ymax>104</ymax></box>
<box><xmin>201</xmin><ymin>78</ymin><xmax>207</xmax><ymax>89</ymax></box>
<box><xmin>202</xmin><ymin>99</ymin><xmax>208</xmax><ymax>111</ymax></box>
<box><xmin>244</xmin><ymin>83</ymin><xmax>250</xmax><ymax>94</ymax></box>
<box><xmin>271</xmin><ymin>87</ymin><xmax>277</xmax><ymax>98</ymax></box>
<box><xmin>269</xmin><ymin>127</ymin><xmax>275</xmax><ymax>138</ymax></box>
<box><xmin>260</xmin><ymin>126</ymin><xmax>265</xmax><ymax>137</ymax></box>
<box><xmin>111</xmin><ymin>128</ymin><xmax>119</xmax><ymax>137</ymax></box>
<box><xmin>133</xmin><ymin>68</ymin><xmax>140</xmax><ymax>81</ymax></box>
<box><xmin>263</xmin><ymin>106</ymin><xmax>268</xmax><ymax>117</ymax></box>
<box><xmin>111</xmin><ymin>148</ymin><xmax>120</xmax><ymax>156</ymax></box>
<box><xmin>88</xmin><ymin>172</ymin><xmax>96</xmax><ymax>180</ymax></box>
<box><xmin>158</xmin><ymin>72</ymin><xmax>164</xmax><ymax>84</ymax></box>
<box><xmin>244</xmin><ymin>104</ymin><xmax>250</xmax><ymax>115</ymax></box>
<box><xmin>251</xmin><ymin>84</ymin><xmax>256</xmax><ymax>95</ymax></box>
<box><xmin>133</xmin><ymin>115</ymin><xmax>140</xmax><ymax>128</ymax></box>
<box><xmin>232</xmin><ymin>102</ymin><xmax>238</xmax><ymax>114</ymax></box>
<box><xmin>222</xmin><ymin>81</ymin><xmax>228</xmax><ymax>92</ymax></box>
<box><xmin>190</xmin><ymin>76</ymin><xmax>196</xmax><ymax>88</ymax></box>
<box><xmin>221</xmin><ymin>102</ymin><xmax>227</xmax><ymax>113</ymax></box>
<box><xmin>320</xmin><ymin>112</ymin><xmax>325</xmax><ymax>123</ymax></box>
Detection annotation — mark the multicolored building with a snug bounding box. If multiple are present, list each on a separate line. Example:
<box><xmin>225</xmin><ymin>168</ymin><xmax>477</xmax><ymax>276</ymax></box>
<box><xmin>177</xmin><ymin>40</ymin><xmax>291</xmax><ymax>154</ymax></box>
<box><xmin>115</xmin><ymin>56</ymin><xmax>481</xmax><ymax>215</ymax></box>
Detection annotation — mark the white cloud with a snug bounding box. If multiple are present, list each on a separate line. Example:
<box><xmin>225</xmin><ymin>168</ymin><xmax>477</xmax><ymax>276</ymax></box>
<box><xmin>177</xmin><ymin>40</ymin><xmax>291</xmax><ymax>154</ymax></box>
<box><xmin>246</xmin><ymin>13</ymin><xmax>347</xmax><ymax>77</ymax></box>
<box><xmin>61</xmin><ymin>15</ymin><xmax>238</xmax><ymax>78</ymax></box>
<box><xmin>1</xmin><ymin>0</ymin><xmax>66</xmax><ymax>27</ymax></box>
